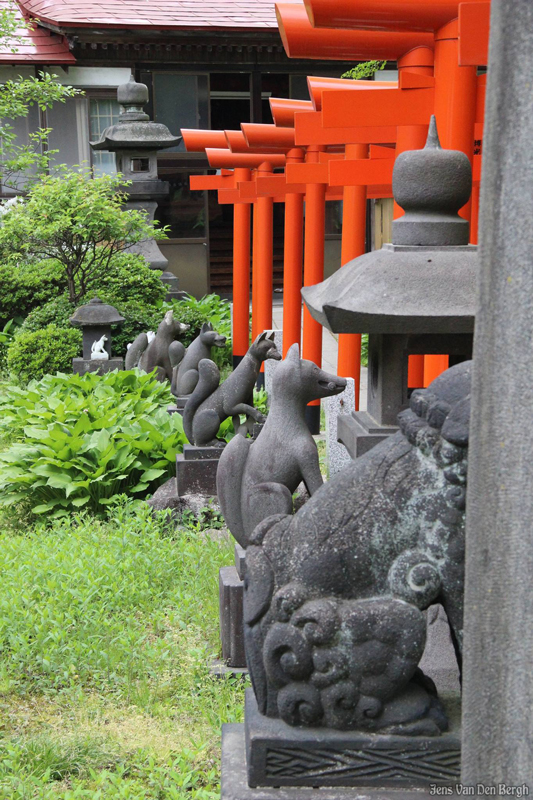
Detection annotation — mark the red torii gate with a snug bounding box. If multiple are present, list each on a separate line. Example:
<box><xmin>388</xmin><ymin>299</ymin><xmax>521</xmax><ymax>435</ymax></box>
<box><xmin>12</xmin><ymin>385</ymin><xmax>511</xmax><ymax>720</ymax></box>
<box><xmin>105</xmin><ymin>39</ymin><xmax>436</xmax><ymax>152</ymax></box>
<box><xmin>276</xmin><ymin>0</ymin><xmax>490</xmax><ymax>387</ymax></box>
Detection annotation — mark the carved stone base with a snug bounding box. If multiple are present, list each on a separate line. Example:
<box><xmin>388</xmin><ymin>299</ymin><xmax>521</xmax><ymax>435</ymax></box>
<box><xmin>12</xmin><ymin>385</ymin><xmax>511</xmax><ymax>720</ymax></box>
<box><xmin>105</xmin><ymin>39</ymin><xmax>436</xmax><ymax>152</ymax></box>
<box><xmin>73</xmin><ymin>357</ymin><xmax>124</xmax><ymax>376</ymax></box>
<box><xmin>168</xmin><ymin>397</ymin><xmax>188</xmax><ymax>416</ymax></box>
<box><xmin>211</xmin><ymin>660</ymin><xmax>248</xmax><ymax>680</ymax></box>
<box><xmin>175</xmin><ymin>444</ymin><xmax>223</xmax><ymax>497</ymax></box>
<box><xmin>218</xmin><ymin>544</ymin><xmax>248</xmax><ymax>670</ymax></box>
<box><xmin>222</xmin><ymin>723</ymin><xmax>441</xmax><ymax>800</ymax></box>
<box><xmin>338</xmin><ymin>410</ymin><xmax>398</xmax><ymax>459</ymax></box>
<box><xmin>244</xmin><ymin>690</ymin><xmax>460</xmax><ymax>789</ymax></box>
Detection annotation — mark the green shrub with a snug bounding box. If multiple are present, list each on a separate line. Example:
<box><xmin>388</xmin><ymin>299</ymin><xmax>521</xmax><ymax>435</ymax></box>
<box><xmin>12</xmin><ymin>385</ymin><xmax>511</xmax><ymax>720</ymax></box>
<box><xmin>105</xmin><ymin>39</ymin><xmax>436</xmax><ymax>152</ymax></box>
<box><xmin>20</xmin><ymin>295</ymin><xmax>74</xmax><ymax>333</ymax></box>
<box><xmin>168</xmin><ymin>293</ymin><xmax>233</xmax><ymax>369</ymax></box>
<box><xmin>0</xmin><ymin>318</ymin><xmax>19</xmax><ymax>373</ymax></box>
<box><xmin>2</xmin><ymin>253</ymin><xmax>165</xmax><ymax>327</ymax></box>
<box><xmin>0</xmin><ymin>370</ymin><xmax>187</xmax><ymax>517</ymax></box>
<box><xmin>6</xmin><ymin>324</ymin><xmax>82</xmax><ymax>383</ymax></box>
<box><xmin>109</xmin><ymin>300</ymin><xmax>164</xmax><ymax>358</ymax></box>
<box><xmin>0</xmin><ymin>259</ymin><xmax>65</xmax><ymax>326</ymax></box>
<box><xmin>21</xmin><ymin>295</ymin><xmax>165</xmax><ymax>360</ymax></box>
<box><xmin>87</xmin><ymin>252</ymin><xmax>167</xmax><ymax>308</ymax></box>
<box><xmin>0</xmin><ymin>168</ymin><xmax>163</xmax><ymax>304</ymax></box>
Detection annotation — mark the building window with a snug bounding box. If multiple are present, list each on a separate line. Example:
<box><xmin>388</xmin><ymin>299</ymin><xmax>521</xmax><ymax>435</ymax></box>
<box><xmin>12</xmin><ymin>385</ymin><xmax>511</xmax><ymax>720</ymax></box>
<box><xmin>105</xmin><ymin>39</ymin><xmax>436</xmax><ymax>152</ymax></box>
<box><xmin>152</xmin><ymin>73</ymin><xmax>209</xmax><ymax>153</ymax></box>
<box><xmin>89</xmin><ymin>98</ymin><xmax>120</xmax><ymax>175</ymax></box>
<box><xmin>155</xmin><ymin>170</ymin><xmax>207</xmax><ymax>239</ymax></box>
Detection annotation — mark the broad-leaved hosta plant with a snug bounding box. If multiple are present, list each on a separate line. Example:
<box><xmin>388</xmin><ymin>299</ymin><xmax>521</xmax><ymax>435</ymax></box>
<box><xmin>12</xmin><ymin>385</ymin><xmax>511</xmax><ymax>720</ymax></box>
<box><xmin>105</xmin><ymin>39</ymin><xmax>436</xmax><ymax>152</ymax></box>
<box><xmin>0</xmin><ymin>370</ymin><xmax>187</xmax><ymax>517</ymax></box>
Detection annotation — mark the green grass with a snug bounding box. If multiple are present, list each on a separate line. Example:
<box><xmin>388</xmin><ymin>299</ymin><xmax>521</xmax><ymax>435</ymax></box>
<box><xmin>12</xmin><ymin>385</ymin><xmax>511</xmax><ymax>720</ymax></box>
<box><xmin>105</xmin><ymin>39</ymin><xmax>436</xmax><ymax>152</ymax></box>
<box><xmin>0</xmin><ymin>501</ymin><xmax>247</xmax><ymax>798</ymax></box>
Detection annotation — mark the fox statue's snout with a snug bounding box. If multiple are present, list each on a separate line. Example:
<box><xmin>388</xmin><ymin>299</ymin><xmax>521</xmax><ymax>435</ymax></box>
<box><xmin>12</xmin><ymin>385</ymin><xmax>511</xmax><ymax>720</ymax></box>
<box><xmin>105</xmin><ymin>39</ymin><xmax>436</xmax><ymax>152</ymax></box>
<box><xmin>267</xmin><ymin>348</ymin><xmax>282</xmax><ymax>361</ymax></box>
<box><xmin>315</xmin><ymin>369</ymin><xmax>347</xmax><ymax>397</ymax></box>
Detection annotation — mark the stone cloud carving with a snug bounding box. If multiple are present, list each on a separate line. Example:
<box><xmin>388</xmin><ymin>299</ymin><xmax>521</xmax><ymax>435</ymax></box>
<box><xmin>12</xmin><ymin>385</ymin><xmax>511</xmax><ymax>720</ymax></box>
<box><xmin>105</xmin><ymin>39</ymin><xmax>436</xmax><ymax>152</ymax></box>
<box><xmin>124</xmin><ymin>309</ymin><xmax>189</xmax><ymax>381</ymax></box>
<box><xmin>171</xmin><ymin>322</ymin><xmax>227</xmax><ymax>397</ymax></box>
<box><xmin>217</xmin><ymin>344</ymin><xmax>346</xmax><ymax>548</ymax></box>
<box><xmin>183</xmin><ymin>332</ymin><xmax>280</xmax><ymax>447</ymax></box>
<box><xmin>243</xmin><ymin>361</ymin><xmax>470</xmax><ymax>735</ymax></box>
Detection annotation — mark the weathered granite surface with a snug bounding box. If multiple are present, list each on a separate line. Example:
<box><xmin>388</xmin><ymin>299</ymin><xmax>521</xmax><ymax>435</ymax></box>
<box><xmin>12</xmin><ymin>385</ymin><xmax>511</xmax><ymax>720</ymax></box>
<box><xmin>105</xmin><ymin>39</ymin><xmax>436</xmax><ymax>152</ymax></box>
<box><xmin>125</xmin><ymin>309</ymin><xmax>189</xmax><ymax>381</ymax></box>
<box><xmin>243</xmin><ymin>361</ymin><xmax>470</xmax><ymax>734</ymax></box>
<box><xmin>183</xmin><ymin>332</ymin><xmax>280</xmax><ymax>447</ymax></box>
<box><xmin>325</xmin><ymin>376</ymin><xmax>355</xmax><ymax>477</ymax></box>
<box><xmin>263</xmin><ymin>329</ymin><xmax>283</xmax><ymax>404</ymax></box>
<box><xmin>171</xmin><ymin>322</ymin><xmax>227</xmax><ymax>397</ymax></box>
<box><xmin>462</xmin><ymin>0</ymin><xmax>533</xmax><ymax>788</ymax></box>
<box><xmin>216</xmin><ymin>344</ymin><xmax>346</xmax><ymax>548</ymax></box>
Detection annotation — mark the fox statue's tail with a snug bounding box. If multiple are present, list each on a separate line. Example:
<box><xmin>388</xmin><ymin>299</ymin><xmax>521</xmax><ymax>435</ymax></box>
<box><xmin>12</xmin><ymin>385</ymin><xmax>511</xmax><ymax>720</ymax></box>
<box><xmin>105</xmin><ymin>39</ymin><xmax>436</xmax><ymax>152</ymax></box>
<box><xmin>216</xmin><ymin>434</ymin><xmax>252</xmax><ymax>548</ymax></box>
<box><xmin>183</xmin><ymin>358</ymin><xmax>220</xmax><ymax>444</ymax></box>
<box><xmin>125</xmin><ymin>333</ymin><xmax>148</xmax><ymax>370</ymax></box>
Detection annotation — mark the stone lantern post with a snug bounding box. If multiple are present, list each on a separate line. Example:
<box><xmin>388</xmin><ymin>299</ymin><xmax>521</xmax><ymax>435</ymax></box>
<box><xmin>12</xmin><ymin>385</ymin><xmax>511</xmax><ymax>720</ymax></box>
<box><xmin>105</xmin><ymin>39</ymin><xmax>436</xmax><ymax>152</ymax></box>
<box><xmin>70</xmin><ymin>296</ymin><xmax>125</xmax><ymax>375</ymax></box>
<box><xmin>304</xmin><ymin>117</ymin><xmax>478</xmax><ymax>458</ymax></box>
<box><xmin>90</xmin><ymin>75</ymin><xmax>184</xmax><ymax>300</ymax></box>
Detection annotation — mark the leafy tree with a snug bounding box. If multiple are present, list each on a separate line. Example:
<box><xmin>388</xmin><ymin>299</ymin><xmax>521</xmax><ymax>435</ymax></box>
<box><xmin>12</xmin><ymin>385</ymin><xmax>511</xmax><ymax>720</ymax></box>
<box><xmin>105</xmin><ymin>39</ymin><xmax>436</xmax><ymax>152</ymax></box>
<box><xmin>341</xmin><ymin>60</ymin><xmax>387</xmax><ymax>80</ymax></box>
<box><xmin>0</xmin><ymin>168</ymin><xmax>166</xmax><ymax>303</ymax></box>
<box><xmin>0</xmin><ymin>5</ymin><xmax>79</xmax><ymax>191</ymax></box>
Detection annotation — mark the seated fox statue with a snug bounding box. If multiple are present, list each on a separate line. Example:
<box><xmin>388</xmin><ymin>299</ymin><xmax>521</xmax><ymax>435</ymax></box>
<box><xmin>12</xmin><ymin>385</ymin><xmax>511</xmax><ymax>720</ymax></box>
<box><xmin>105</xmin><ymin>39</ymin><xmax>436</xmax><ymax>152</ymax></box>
<box><xmin>183</xmin><ymin>331</ymin><xmax>280</xmax><ymax>447</ymax></box>
<box><xmin>171</xmin><ymin>322</ymin><xmax>227</xmax><ymax>397</ymax></box>
<box><xmin>216</xmin><ymin>344</ymin><xmax>346</xmax><ymax>548</ymax></box>
<box><xmin>244</xmin><ymin>360</ymin><xmax>470</xmax><ymax>735</ymax></box>
<box><xmin>124</xmin><ymin>310</ymin><xmax>189</xmax><ymax>381</ymax></box>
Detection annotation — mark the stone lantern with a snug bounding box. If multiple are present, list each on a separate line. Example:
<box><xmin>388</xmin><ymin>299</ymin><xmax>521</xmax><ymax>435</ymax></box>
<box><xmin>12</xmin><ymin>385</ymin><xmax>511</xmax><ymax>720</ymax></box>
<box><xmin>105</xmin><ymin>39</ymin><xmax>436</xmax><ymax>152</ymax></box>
<box><xmin>90</xmin><ymin>75</ymin><xmax>184</xmax><ymax>300</ymax></box>
<box><xmin>303</xmin><ymin>117</ymin><xmax>478</xmax><ymax>458</ymax></box>
<box><xmin>70</xmin><ymin>296</ymin><xmax>125</xmax><ymax>375</ymax></box>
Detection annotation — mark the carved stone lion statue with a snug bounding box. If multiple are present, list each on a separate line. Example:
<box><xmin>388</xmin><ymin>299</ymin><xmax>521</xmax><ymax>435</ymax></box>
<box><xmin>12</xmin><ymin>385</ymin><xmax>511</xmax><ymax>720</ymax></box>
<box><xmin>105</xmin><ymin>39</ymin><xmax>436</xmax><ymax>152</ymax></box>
<box><xmin>243</xmin><ymin>360</ymin><xmax>470</xmax><ymax>736</ymax></box>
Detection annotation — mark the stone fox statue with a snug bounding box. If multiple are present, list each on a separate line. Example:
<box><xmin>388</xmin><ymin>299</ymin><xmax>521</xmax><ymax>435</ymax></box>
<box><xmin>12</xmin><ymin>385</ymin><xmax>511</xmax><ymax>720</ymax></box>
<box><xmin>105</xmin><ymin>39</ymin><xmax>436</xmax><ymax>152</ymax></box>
<box><xmin>125</xmin><ymin>310</ymin><xmax>189</xmax><ymax>381</ymax></box>
<box><xmin>244</xmin><ymin>361</ymin><xmax>470</xmax><ymax>735</ymax></box>
<box><xmin>217</xmin><ymin>344</ymin><xmax>346</xmax><ymax>548</ymax></box>
<box><xmin>171</xmin><ymin>322</ymin><xmax>227</xmax><ymax>397</ymax></box>
<box><xmin>183</xmin><ymin>332</ymin><xmax>281</xmax><ymax>447</ymax></box>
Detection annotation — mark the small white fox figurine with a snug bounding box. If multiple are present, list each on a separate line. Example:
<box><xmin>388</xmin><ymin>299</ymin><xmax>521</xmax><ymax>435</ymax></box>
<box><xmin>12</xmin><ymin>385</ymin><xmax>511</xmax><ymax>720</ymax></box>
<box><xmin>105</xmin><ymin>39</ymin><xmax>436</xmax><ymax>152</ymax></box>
<box><xmin>91</xmin><ymin>335</ymin><xmax>109</xmax><ymax>360</ymax></box>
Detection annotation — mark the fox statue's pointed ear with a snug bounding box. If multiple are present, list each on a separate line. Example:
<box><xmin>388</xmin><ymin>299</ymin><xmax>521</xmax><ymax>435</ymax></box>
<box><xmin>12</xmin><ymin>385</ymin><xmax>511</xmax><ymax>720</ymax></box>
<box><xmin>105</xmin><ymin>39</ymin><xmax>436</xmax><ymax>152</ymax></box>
<box><xmin>258</xmin><ymin>332</ymin><xmax>267</xmax><ymax>342</ymax></box>
<box><xmin>286</xmin><ymin>343</ymin><xmax>300</xmax><ymax>361</ymax></box>
<box><xmin>201</xmin><ymin>322</ymin><xmax>209</xmax><ymax>333</ymax></box>
<box><xmin>164</xmin><ymin>309</ymin><xmax>174</xmax><ymax>325</ymax></box>
<box><xmin>268</xmin><ymin>331</ymin><xmax>275</xmax><ymax>341</ymax></box>
<box><xmin>208</xmin><ymin>322</ymin><xmax>214</xmax><ymax>331</ymax></box>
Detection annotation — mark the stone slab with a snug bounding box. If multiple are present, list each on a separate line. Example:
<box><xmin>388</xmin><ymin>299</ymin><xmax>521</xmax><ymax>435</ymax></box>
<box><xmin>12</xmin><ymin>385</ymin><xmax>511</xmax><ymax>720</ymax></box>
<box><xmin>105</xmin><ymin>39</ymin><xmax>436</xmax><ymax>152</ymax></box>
<box><xmin>176</xmin><ymin>447</ymin><xmax>221</xmax><ymax>496</ymax></box>
<box><xmin>183</xmin><ymin>444</ymin><xmax>224</xmax><ymax>461</ymax></box>
<box><xmin>325</xmin><ymin>376</ymin><xmax>355</xmax><ymax>477</ymax></box>
<box><xmin>244</xmin><ymin>690</ymin><xmax>460</xmax><ymax>789</ymax></box>
<box><xmin>168</xmin><ymin>396</ymin><xmax>188</xmax><ymax>415</ymax></box>
<box><xmin>338</xmin><ymin>411</ymin><xmax>398</xmax><ymax>460</ymax></box>
<box><xmin>211</xmin><ymin>660</ymin><xmax>248</xmax><ymax>680</ymax></box>
<box><xmin>419</xmin><ymin>605</ymin><xmax>461</xmax><ymax>696</ymax></box>
<box><xmin>221</xmin><ymin>724</ymin><xmax>438</xmax><ymax>800</ymax></box>
<box><xmin>72</xmin><ymin>357</ymin><xmax>124</xmax><ymax>375</ymax></box>
<box><xmin>235</xmin><ymin>543</ymin><xmax>246</xmax><ymax>580</ymax></box>
<box><xmin>219</xmin><ymin>565</ymin><xmax>246</xmax><ymax>668</ymax></box>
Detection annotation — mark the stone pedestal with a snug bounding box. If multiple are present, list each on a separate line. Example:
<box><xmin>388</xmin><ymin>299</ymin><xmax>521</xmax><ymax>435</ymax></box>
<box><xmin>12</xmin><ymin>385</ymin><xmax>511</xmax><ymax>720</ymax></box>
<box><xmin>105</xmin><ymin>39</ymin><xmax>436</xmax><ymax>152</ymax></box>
<box><xmin>338</xmin><ymin>333</ymin><xmax>473</xmax><ymax>459</ymax></box>
<box><xmin>72</xmin><ymin>357</ymin><xmax>124</xmax><ymax>376</ymax></box>
<box><xmin>221</xmin><ymin>723</ymin><xmax>440</xmax><ymax>800</ymax></box>
<box><xmin>175</xmin><ymin>444</ymin><xmax>223</xmax><ymax>497</ymax></box>
<box><xmin>218</xmin><ymin>544</ymin><xmax>247</xmax><ymax>673</ymax></box>
<box><xmin>244</xmin><ymin>689</ymin><xmax>460</xmax><ymax>790</ymax></box>
<box><xmin>221</xmin><ymin>688</ymin><xmax>461</xmax><ymax>800</ymax></box>
<box><xmin>325</xmin><ymin>377</ymin><xmax>355</xmax><ymax>476</ymax></box>
<box><xmin>168</xmin><ymin>396</ymin><xmax>188</xmax><ymax>416</ymax></box>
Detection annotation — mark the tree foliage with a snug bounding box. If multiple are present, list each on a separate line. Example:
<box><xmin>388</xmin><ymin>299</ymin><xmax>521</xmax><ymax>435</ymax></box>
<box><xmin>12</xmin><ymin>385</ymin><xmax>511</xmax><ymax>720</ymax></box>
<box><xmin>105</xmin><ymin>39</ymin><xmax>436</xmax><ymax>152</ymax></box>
<box><xmin>0</xmin><ymin>6</ymin><xmax>79</xmax><ymax>191</ymax></box>
<box><xmin>341</xmin><ymin>60</ymin><xmax>387</xmax><ymax>80</ymax></box>
<box><xmin>0</xmin><ymin>169</ymin><xmax>166</xmax><ymax>303</ymax></box>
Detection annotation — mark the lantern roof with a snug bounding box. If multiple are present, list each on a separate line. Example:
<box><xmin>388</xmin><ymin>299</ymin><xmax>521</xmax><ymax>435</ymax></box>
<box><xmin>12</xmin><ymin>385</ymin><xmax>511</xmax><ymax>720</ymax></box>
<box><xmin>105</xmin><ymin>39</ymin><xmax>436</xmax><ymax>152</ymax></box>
<box><xmin>302</xmin><ymin>117</ymin><xmax>478</xmax><ymax>335</ymax></box>
<box><xmin>70</xmin><ymin>297</ymin><xmax>125</xmax><ymax>327</ymax></box>
<box><xmin>90</xmin><ymin>76</ymin><xmax>181</xmax><ymax>152</ymax></box>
